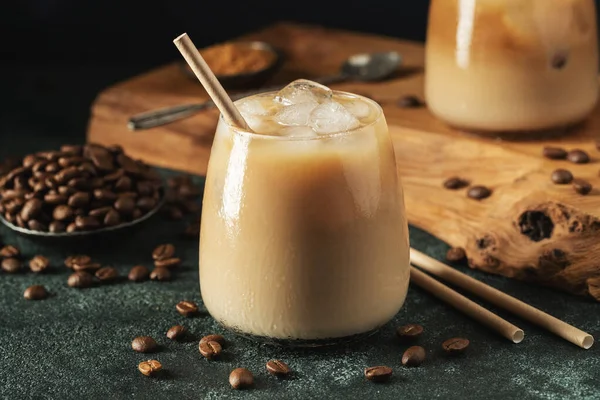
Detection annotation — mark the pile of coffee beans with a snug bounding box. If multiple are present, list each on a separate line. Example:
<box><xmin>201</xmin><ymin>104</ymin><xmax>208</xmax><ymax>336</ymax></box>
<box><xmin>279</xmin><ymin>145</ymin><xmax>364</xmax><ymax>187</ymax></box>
<box><xmin>0</xmin><ymin>144</ymin><xmax>163</xmax><ymax>233</ymax></box>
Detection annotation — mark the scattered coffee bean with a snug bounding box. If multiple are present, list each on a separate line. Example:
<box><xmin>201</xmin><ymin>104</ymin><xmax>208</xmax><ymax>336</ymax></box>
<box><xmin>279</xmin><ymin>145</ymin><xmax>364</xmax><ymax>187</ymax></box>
<box><xmin>442</xmin><ymin>337</ymin><xmax>470</xmax><ymax>355</ymax></box>
<box><xmin>542</xmin><ymin>146</ymin><xmax>567</xmax><ymax>160</ymax></box>
<box><xmin>443</xmin><ymin>176</ymin><xmax>469</xmax><ymax>190</ymax></box>
<box><xmin>551</xmin><ymin>52</ymin><xmax>568</xmax><ymax>69</ymax></box>
<box><xmin>229</xmin><ymin>368</ymin><xmax>254</xmax><ymax>389</ymax></box>
<box><xmin>150</xmin><ymin>267</ymin><xmax>171</xmax><ymax>281</ymax></box>
<box><xmin>396</xmin><ymin>323</ymin><xmax>424</xmax><ymax>343</ymax></box>
<box><xmin>67</xmin><ymin>271</ymin><xmax>94</xmax><ymax>288</ymax></box>
<box><xmin>397</xmin><ymin>95</ymin><xmax>423</xmax><ymax>108</ymax></box>
<box><xmin>132</xmin><ymin>336</ymin><xmax>158</xmax><ymax>353</ymax></box>
<box><xmin>65</xmin><ymin>255</ymin><xmax>91</xmax><ymax>269</ymax></box>
<box><xmin>176</xmin><ymin>301</ymin><xmax>198</xmax><ymax>317</ymax></box>
<box><xmin>166</xmin><ymin>325</ymin><xmax>187</xmax><ymax>341</ymax></box>
<box><xmin>402</xmin><ymin>346</ymin><xmax>426</xmax><ymax>367</ymax></box>
<box><xmin>154</xmin><ymin>257</ymin><xmax>181</xmax><ymax>269</ymax></box>
<box><xmin>128</xmin><ymin>265</ymin><xmax>150</xmax><ymax>282</ymax></box>
<box><xmin>29</xmin><ymin>255</ymin><xmax>50</xmax><ymax>273</ymax></box>
<box><xmin>72</xmin><ymin>262</ymin><xmax>101</xmax><ymax>272</ymax></box>
<box><xmin>1</xmin><ymin>258</ymin><xmax>22</xmax><ymax>273</ymax></box>
<box><xmin>266</xmin><ymin>360</ymin><xmax>291</xmax><ymax>377</ymax></box>
<box><xmin>551</xmin><ymin>169</ymin><xmax>574</xmax><ymax>184</ymax></box>
<box><xmin>95</xmin><ymin>266</ymin><xmax>119</xmax><ymax>282</ymax></box>
<box><xmin>199</xmin><ymin>340</ymin><xmax>222</xmax><ymax>359</ymax></box>
<box><xmin>364</xmin><ymin>366</ymin><xmax>393</xmax><ymax>383</ymax></box>
<box><xmin>24</xmin><ymin>285</ymin><xmax>48</xmax><ymax>300</ymax></box>
<box><xmin>467</xmin><ymin>185</ymin><xmax>492</xmax><ymax>200</ymax></box>
<box><xmin>152</xmin><ymin>244</ymin><xmax>175</xmax><ymax>260</ymax></box>
<box><xmin>138</xmin><ymin>360</ymin><xmax>162</xmax><ymax>377</ymax></box>
<box><xmin>567</xmin><ymin>149</ymin><xmax>590</xmax><ymax>164</ymax></box>
<box><xmin>0</xmin><ymin>245</ymin><xmax>20</xmax><ymax>258</ymax></box>
<box><xmin>446</xmin><ymin>247</ymin><xmax>466</xmax><ymax>263</ymax></box>
<box><xmin>573</xmin><ymin>179</ymin><xmax>592</xmax><ymax>195</ymax></box>
<box><xmin>200</xmin><ymin>334</ymin><xmax>226</xmax><ymax>346</ymax></box>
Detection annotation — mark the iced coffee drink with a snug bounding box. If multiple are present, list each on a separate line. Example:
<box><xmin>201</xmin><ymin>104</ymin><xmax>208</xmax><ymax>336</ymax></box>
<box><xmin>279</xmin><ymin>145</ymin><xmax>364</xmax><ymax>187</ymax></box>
<box><xmin>199</xmin><ymin>80</ymin><xmax>410</xmax><ymax>344</ymax></box>
<box><xmin>426</xmin><ymin>0</ymin><xmax>599</xmax><ymax>133</ymax></box>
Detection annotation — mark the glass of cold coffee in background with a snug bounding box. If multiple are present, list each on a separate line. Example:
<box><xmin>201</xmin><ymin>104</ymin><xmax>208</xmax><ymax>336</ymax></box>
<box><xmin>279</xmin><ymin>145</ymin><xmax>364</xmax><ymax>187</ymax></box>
<box><xmin>199</xmin><ymin>80</ymin><xmax>410</xmax><ymax>345</ymax></box>
<box><xmin>425</xmin><ymin>0</ymin><xmax>599</xmax><ymax>135</ymax></box>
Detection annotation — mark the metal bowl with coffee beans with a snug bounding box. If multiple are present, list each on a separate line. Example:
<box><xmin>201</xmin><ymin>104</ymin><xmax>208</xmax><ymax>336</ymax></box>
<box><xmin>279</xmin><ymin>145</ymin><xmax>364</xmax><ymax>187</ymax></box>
<box><xmin>0</xmin><ymin>144</ymin><xmax>165</xmax><ymax>237</ymax></box>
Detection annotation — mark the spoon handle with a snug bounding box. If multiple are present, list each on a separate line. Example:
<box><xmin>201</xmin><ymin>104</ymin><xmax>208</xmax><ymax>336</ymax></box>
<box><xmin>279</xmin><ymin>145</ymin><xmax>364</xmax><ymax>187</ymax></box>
<box><xmin>128</xmin><ymin>74</ymin><xmax>347</xmax><ymax>131</ymax></box>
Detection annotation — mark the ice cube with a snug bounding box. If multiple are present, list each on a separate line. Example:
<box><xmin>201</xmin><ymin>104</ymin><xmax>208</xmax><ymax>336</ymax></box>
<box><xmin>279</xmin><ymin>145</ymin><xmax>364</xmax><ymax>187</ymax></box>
<box><xmin>309</xmin><ymin>101</ymin><xmax>360</xmax><ymax>134</ymax></box>
<box><xmin>274</xmin><ymin>101</ymin><xmax>319</xmax><ymax>126</ymax></box>
<box><xmin>236</xmin><ymin>96</ymin><xmax>277</xmax><ymax>117</ymax></box>
<box><xmin>280</xmin><ymin>126</ymin><xmax>318</xmax><ymax>138</ymax></box>
<box><xmin>275</xmin><ymin>79</ymin><xmax>333</xmax><ymax>105</ymax></box>
<box><xmin>343</xmin><ymin>99</ymin><xmax>372</xmax><ymax>120</ymax></box>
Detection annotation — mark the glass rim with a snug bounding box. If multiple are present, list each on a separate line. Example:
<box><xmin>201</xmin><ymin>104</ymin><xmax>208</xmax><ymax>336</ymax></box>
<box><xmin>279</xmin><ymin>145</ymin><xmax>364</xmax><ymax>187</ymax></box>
<box><xmin>221</xmin><ymin>90</ymin><xmax>384</xmax><ymax>141</ymax></box>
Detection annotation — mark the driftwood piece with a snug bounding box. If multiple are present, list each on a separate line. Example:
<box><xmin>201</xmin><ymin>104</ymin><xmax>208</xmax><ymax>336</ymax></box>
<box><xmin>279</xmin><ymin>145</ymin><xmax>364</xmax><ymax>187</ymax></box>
<box><xmin>87</xmin><ymin>23</ymin><xmax>600</xmax><ymax>300</ymax></box>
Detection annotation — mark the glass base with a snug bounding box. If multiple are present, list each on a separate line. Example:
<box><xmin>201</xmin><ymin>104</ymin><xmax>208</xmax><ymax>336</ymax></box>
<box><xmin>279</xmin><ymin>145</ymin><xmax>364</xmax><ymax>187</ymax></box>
<box><xmin>220</xmin><ymin>324</ymin><xmax>381</xmax><ymax>348</ymax></box>
<box><xmin>448</xmin><ymin>120</ymin><xmax>583</xmax><ymax>142</ymax></box>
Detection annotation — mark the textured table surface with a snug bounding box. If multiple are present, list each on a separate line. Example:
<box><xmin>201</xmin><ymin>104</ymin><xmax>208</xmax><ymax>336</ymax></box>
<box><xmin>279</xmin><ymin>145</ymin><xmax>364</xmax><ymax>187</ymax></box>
<box><xmin>0</xmin><ymin>65</ymin><xmax>599</xmax><ymax>400</ymax></box>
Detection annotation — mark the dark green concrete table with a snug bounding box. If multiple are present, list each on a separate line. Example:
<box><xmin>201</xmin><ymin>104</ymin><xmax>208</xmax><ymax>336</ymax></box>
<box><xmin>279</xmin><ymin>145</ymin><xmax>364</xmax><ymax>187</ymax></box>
<box><xmin>0</xmin><ymin>65</ymin><xmax>598</xmax><ymax>400</ymax></box>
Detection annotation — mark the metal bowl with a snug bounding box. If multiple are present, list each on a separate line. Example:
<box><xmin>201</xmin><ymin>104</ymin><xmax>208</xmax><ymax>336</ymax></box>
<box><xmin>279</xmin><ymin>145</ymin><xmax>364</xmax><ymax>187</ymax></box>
<box><xmin>180</xmin><ymin>41</ymin><xmax>284</xmax><ymax>90</ymax></box>
<box><xmin>0</xmin><ymin>189</ymin><xmax>166</xmax><ymax>240</ymax></box>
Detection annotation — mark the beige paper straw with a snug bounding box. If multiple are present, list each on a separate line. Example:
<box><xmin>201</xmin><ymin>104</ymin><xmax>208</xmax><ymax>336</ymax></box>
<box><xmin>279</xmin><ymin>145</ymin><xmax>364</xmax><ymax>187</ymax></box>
<box><xmin>173</xmin><ymin>33</ymin><xmax>250</xmax><ymax>131</ymax></box>
<box><xmin>410</xmin><ymin>248</ymin><xmax>594</xmax><ymax>349</ymax></box>
<box><xmin>410</xmin><ymin>267</ymin><xmax>524</xmax><ymax>343</ymax></box>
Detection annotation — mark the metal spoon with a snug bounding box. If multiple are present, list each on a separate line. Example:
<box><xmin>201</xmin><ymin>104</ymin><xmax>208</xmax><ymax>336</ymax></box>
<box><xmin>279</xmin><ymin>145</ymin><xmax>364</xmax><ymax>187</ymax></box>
<box><xmin>128</xmin><ymin>51</ymin><xmax>402</xmax><ymax>131</ymax></box>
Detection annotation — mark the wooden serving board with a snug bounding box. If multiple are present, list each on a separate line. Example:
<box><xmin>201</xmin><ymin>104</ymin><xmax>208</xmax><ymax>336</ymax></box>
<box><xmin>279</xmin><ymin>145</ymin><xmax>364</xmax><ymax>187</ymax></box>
<box><xmin>88</xmin><ymin>22</ymin><xmax>600</xmax><ymax>301</ymax></box>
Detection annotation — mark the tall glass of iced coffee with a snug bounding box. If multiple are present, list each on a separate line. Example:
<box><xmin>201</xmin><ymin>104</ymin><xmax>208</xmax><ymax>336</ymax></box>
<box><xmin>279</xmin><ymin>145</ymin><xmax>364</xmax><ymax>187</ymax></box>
<box><xmin>426</xmin><ymin>0</ymin><xmax>599</xmax><ymax>134</ymax></box>
<box><xmin>199</xmin><ymin>80</ymin><xmax>410</xmax><ymax>345</ymax></box>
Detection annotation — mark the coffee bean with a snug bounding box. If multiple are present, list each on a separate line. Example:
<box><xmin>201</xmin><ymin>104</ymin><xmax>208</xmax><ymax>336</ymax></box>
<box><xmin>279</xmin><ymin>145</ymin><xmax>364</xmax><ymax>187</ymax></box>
<box><xmin>68</xmin><ymin>192</ymin><xmax>90</xmax><ymax>208</ymax></box>
<box><xmin>93</xmin><ymin>188</ymin><xmax>118</xmax><ymax>202</ymax></box>
<box><xmin>0</xmin><ymin>245</ymin><xmax>20</xmax><ymax>258</ymax></box>
<box><xmin>402</xmin><ymin>346</ymin><xmax>426</xmax><ymax>367</ymax></box>
<box><xmin>116</xmin><ymin>154</ymin><xmax>143</xmax><ymax>176</ymax></box>
<box><xmin>176</xmin><ymin>301</ymin><xmax>198</xmax><ymax>317</ymax></box>
<box><xmin>266</xmin><ymin>360</ymin><xmax>291</xmax><ymax>377</ymax></box>
<box><xmin>567</xmin><ymin>149</ymin><xmax>590</xmax><ymax>164</ymax></box>
<box><xmin>114</xmin><ymin>176</ymin><xmax>132</xmax><ymax>192</ymax></box>
<box><xmin>58</xmin><ymin>186</ymin><xmax>75</xmax><ymax>196</ymax></box>
<box><xmin>95</xmin><ymin>266</ymin><xmax>119</xmax><ymax>282</ymax></box>
<box><xmin>107</xmin><ymin>144</ymin><xmax>123</xmax><ymax>154</ymax></box>
<box><xmin>467</xmin><ymin>185</ymin><xmax>492</xmax><ymax>200</ymax></box>
<box><xmin>551</xmin><ymin>169</ymin><xmax>574</xmax><ymax>184</ymax></box>
<box><xmin>27</xmin><ymin>220</ymin><xmax>47</xmax><ymax>231</ymax></box>
<box><xmin>199</xmin><ymin>340</ymin><xmax>222</xmax><ymax>359</ymax></box>
<box><xmin>29</xmin><ymin>255</ymin><xmax>50</xmax><ymax>273</ymax></box>
<box><xmin>179</xmin><ymin>183</ymin><xmax>201</xmax><ymax>198</ymax></box>
<box><xmin>551</xmin><ymin>52</ymin><xmax>568</xmax><ymax>69</ymax></box>
<box><xmin>55</xmin><ymin>166</ymin><xmax>80</xmax><ymax>184</ymax></box>
<box><xmin>154</xmin><ymin>257</ymin><xmax>181</xmax><ymax>269</ymax></box>
<box><xmin>75</xmin><ymin>216</ymin><xmax>100</xmax><ymax>230</ymax></box>
<box><xmin>442</xmin><ymin>337</ymin><xmax>470</xmax><ymax>355</ymax></box>
<box><xmin>166</xmin><ymin>325</ymin><xmax>187</xmax><ymax>341</ymax></box>
<box><xmin>60</xmin><ymin>145</ymin><xmax>83</xmax><ymax>155</ymax></box>
<box><xmin>16</xmin><ymin>214</ymin><xmax>26</xmax><ymax>228</ymax></box>
<box><xmin>128</xmin><ymin>265</ymin><xmax>150</xmax><ymax>282</ymax></box>
<box><xmin>136</xmin><ymin>197</ymin><xmax>157</xmax><ymax>211</ymax></box>
<box><xmin>103</xmin><ymin>169</ymin><xmax>124</xmax><ymax>182</ymax></box>
<box><xmin>88</xmin><ymin>206</ymin><xmax>112</xmax><ymax>217</ymax></box>
<box><xmin>150</xmin><ymin>267</ymin><xmax>171</xmax><ymax>281</ymax></box>
<box><xmin>397</xmin><ymin>95</ymin><xmax>423</xmax><ymax>108</ymax></box>
<box><xmin>542</xmin><ymin>146</ymin><xmax>567</xmax><ymax>160</ymax></box>
<box><xmin>137</xmin><ymin>181</ymin><xmax>153</xmax><ymax>196</ymax></box>
<box><xmin>229</xmin><ymin>368</ymin><xmax>254</xmax><ymax>389</ymax></box>
<box><xmin>396</xmin><ymin>324</ymin><xmax>424</xmax><ymax>343</ymax></box>
<box><xmin>66</xmin><ymin>223</ymin><xmax>77</xmax><ymax>233</ymax></box>
<box><xmin>152</xmin><ymin>244</ymin><xmax>175</xmax><ymax>261</ymax></box>
<box><xmin>200</xmin><ymin>334</ymin><xmax>225</xmax><ymax>346</ymax></box>
<box><xmin>138</xmin><ymin>360</ymin><xmax>162</xmax><ymax>377</ymax></box>
<box><xmin>573</xmin><ymin>179</ymin><xmax>592</xmax><ymax>195</ymax></box>
<box><xmin>49</xmin><ymin>221</ymin><xmax>66</xmax><ymax>233</ymax></box>
<box><xmin>114</xmin><ymin>196</ymin><xmax>135</xmax><ymax>214</ymax></box>
<box><xmin>67</xmin><ymin>177</ymin><xmax>89</xmax><ymax>190</ymax></box>
<box><xmin>45</xmin><ymin>162</ymin><xmax>59</xmax><ymax>173</ymax></box>
<box><xmin>67</xmin><ymin>271</ymin><xmax>94</xmax><ymax>288</ymax></box>
<box><xmin>24</xmin><ymin>285</ymin><xmax>48</xmax><ymax>300</ymax></box>
<box><xmin>65</xmin><ymin>255</ymin><xmax>91</xmax><ymax>269</ymax></box>
<box><xmin>72</xmin><ymin>262</ymin><xmax>101</xmax><ymax>272</ymax></box>
<box><xmin>446</xmin><ymin>247</ymin><xmax>466</xmax><ymax>263</ymax></box>
<box><xmin>2</xmin><ymin>258</ymin><xmax>22</xmax><ymax>273</ymax></box>
<box><xmin>44</xmin><ymin>193</ymin><xmax>67</xmax><ymax>205</ymax></box>
<box><xmin>86</xmin><ymin>145</ymin><xmax>114</xmax><ymax>171</ymax></box>
<box><xmin>53</xmin><ymin>205</ymin><xmax>74</xmax><ymax>221</ymax></box>
<box><xmin>22</xmin><ymin>155</ymin><xmax>39</xmax><ymax>168</ymax></box>
<box><xmin>443</xmin><ymin>177</ymin><xmax>469</xmax><ymax>190</ymax></box>
<box><xmin>132</xmin><ymin>336</ymin><xmax>158</xmax><ymax>353</ymax></box>
<box><xmin>104</xmin><ymin>209</ymin><xmax>121</xmax><ymax>226</ymax></box>
<box><xmin>364</xmin><ymin>366</ymin><xmax>393</xmax><ymax>383</ymax></box>
<box><xmin>20</xmin><ymin>198</ymin><xmax>43</xmax><ymax>221</ymax></box>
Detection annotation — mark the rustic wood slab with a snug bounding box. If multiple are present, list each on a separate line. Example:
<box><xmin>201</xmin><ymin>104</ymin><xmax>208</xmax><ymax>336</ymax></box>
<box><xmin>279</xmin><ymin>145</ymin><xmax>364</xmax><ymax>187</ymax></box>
<box><xmin>88</xmin><ymin>22</ymin><xmax>600</xmax><ymax>301</ymax></box>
